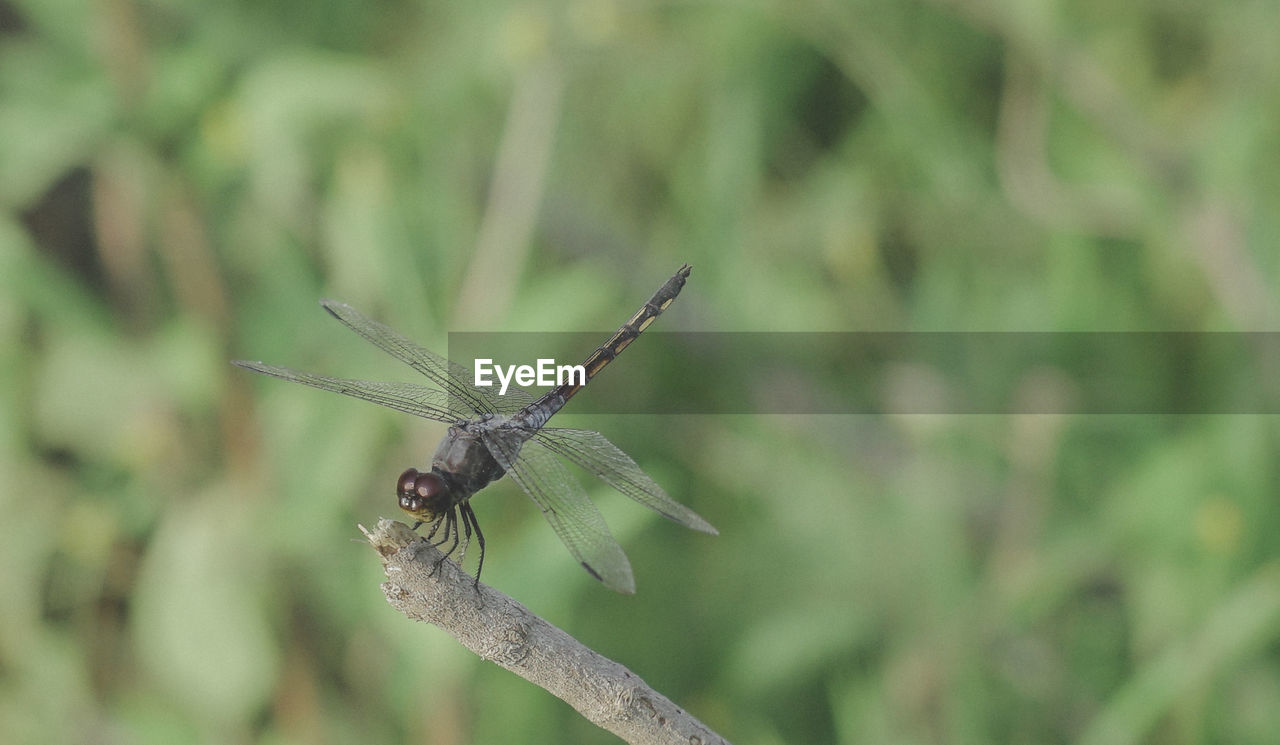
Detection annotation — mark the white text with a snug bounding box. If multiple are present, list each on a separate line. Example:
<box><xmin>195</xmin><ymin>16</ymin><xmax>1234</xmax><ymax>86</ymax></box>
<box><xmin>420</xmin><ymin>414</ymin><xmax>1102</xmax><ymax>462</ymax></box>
<box><xmin>474</xmin><ymin>358</ymin><xmax>587</xmax><ymax>395</ymax></box>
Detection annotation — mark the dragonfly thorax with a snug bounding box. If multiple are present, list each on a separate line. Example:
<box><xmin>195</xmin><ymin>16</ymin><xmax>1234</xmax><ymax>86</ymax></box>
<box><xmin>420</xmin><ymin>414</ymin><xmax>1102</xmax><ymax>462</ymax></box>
<box><xmin>432</xmin><ymin>422</ymin><xmax>510</xmax><ymax>493</ymax></box>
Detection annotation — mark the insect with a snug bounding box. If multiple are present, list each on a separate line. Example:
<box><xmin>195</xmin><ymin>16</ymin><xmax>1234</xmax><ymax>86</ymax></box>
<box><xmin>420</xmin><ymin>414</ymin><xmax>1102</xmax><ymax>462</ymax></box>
<box><xmin>234</xmin><ymin>265</ymin><xmax>715</xmax><ymax>592</ymax></box>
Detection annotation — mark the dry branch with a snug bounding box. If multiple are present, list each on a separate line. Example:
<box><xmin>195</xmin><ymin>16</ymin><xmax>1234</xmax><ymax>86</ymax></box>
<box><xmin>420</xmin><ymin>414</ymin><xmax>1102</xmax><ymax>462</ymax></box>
<box><xmin>360</xmin><ymin>519</ymin><xmax>730</xmax><ymax>745</ymax></box>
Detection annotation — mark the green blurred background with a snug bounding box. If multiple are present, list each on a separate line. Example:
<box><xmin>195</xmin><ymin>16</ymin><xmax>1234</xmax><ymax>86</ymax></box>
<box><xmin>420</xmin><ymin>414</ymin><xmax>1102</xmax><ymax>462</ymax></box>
<box><xmin>3</xmin><ymin>0</ymin><xmax>1279</xmax><ymax>743</ymax></box>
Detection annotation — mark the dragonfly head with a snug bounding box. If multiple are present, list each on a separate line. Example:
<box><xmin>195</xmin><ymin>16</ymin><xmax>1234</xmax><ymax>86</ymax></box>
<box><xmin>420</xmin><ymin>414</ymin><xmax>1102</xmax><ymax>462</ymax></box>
<box><xmin>397</xmin><ymin>468</ymin><xmax>450</xmax><ymax>522</ymax></box>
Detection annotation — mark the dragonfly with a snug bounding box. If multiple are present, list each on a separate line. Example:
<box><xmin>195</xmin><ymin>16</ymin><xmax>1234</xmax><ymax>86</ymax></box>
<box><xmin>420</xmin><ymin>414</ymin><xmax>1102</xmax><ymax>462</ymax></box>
<box><xmin>234</xmin><ymin>264</ymin><xmax>715</xmax><ymax>593</ymax></box>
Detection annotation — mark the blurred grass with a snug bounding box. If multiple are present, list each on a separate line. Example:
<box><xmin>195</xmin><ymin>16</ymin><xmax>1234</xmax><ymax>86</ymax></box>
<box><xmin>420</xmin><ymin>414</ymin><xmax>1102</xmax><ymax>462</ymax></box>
<box><xmin>3</xmin><ymin>0</ymin><xmax>1280</xmax><ymax>744</ymax></box>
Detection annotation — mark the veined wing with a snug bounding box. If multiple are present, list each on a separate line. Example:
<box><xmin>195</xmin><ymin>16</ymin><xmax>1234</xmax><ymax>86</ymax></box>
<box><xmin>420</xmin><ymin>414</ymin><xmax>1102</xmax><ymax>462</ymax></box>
<box><xmin>535</xmin><ymin>428</ymin><xmax>717</xmax><ymax>534</ymax></box>
<box><xmin>482</xmin><ymin>430</ymin><xmax>635</xmax><ymax>594</ymax></box>
<box><xmin>231</xmin><ymin>361</ymin><xmax>459</xmax><ymax>423</ymax></box>
<box><xmin>319</xmin><ymin>300</ymin><xmax>534</xmax><ymax>416</ymax></box>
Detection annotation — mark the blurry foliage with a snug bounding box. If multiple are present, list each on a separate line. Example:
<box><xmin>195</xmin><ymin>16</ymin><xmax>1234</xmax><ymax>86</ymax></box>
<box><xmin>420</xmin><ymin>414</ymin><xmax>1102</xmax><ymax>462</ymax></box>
<box><xmin>2</xmin><ymin>0</ymin><xmax>1279</xmax><ymax>744</ymax></box>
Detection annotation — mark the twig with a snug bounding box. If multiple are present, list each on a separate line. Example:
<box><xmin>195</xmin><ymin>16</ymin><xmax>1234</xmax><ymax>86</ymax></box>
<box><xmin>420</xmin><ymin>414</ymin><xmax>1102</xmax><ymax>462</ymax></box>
<box><xmin>359</xmin><ymin>519</ymin><xmax>731</xmax><ymax>745</ymax></box>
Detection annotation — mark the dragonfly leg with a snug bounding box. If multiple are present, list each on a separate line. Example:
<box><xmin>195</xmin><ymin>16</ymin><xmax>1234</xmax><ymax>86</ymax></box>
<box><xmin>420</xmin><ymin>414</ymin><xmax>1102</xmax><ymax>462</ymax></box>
<box><xmin>460</xmin><ymin>502</ymin><xmax>485</xmax><ymax>591</ymax></box>
<box><xmin>455</xmin><ymin>506</ymin><xmax>473</xmax><ymax>568</ymax></box>
<box><xmin>424</xmin><ymin>510</ymin><xmax>456</xmax><ymax>578</ymax></box>
<box><xmin>424</xmin><ymin>515</ymin><xmax>445</xmax><ymax>541</ymax></box>
<box><xmin>434</xmin><ymin>508</ymin><xmax>462</xmax><ymax>559</ymax></box>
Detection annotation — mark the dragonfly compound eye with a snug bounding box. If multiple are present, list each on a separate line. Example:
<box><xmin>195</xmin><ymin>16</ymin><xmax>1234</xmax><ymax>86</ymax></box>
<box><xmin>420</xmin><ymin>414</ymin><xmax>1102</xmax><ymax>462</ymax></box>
<box><xmin>396</xmin><ymin>468</ymin><xmax>421</xmax><ymax>498</ymax></box>
<box><xmin>397</xmin><ymin>468</ymin><xmax>448</xmax><ymax>519</ymax></box>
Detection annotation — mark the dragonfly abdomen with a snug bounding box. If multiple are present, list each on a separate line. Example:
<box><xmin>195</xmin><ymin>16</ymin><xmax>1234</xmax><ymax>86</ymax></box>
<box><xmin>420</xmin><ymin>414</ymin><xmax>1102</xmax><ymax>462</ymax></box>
<box><xmin>520</xmin><ymin>264</ymin><xmax>691</xmax><ymax>427</ymax></box>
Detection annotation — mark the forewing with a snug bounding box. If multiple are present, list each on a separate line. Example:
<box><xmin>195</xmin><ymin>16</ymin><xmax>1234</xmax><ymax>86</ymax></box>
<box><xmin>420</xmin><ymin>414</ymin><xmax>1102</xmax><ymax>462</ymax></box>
<box><xmin>482</xmin><ymin>430</ymin><xmax>635</xmax><ymax>593</ymax></box>
<box><xmin>535</xmin><ymin>427</ymin><xmax>717</xmax><ymax>534</ymax></box>
<box><xmin>232</xmin><ymin>361</ymin><xmax>457</xmax><ymax>422</ymax></box>
<box><xmin>320</xmin><ymin>300</ymin><xmax>533</xmax><ymax>416</ymax></box>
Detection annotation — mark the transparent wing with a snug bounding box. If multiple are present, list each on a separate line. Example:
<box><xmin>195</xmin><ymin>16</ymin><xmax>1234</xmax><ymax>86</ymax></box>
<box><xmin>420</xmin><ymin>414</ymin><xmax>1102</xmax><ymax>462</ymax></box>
<box><xmin>482</xmin><ymin>429</ymin><xmax>635</xmax><ymax>593</ymax></box>
<box><xmin>232</xmin><ymin>361</ymin><xmax>458</xmax><ymax>423</ymax></box>
<box><xmin>320</xmin><ymin>300</ymin><xmax>534</xmax><ymax>416</ymax></box>
<box><xmin>535</xmin><ymin>427</ymin><xmax>717</xmax><ymax>534</ymax></box>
